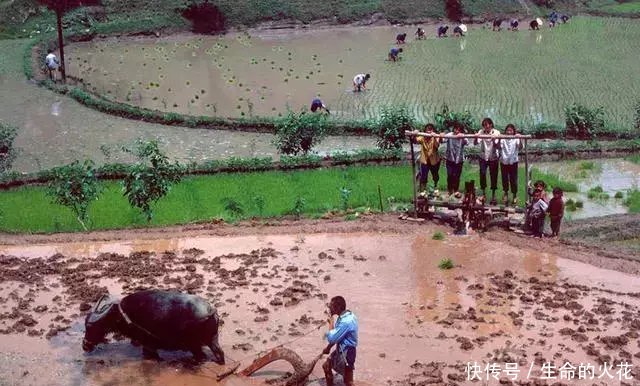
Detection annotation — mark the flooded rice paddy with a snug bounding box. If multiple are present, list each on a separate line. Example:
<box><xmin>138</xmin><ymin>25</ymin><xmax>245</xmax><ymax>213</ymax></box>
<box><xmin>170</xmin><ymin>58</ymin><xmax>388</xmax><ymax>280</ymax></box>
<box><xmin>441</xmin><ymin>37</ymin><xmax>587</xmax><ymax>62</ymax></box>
<box><xmin>537</xmin><ymin>158</ymin><xmax>640</xmax><ymax>220</ymax></box>
<box><xmin>65</xmin><ymin>17</ymin><xmax>640</xmax><ymax>124</ymax></box>
<box><xmin>1</xmin><ymin>230</ymin><xmax>640</xmax><ymax>385</ymax></box>
<box><xmin>0</xmin><ymin>40</ymin><xmax>373</xmax><ymax>173</ymax></box>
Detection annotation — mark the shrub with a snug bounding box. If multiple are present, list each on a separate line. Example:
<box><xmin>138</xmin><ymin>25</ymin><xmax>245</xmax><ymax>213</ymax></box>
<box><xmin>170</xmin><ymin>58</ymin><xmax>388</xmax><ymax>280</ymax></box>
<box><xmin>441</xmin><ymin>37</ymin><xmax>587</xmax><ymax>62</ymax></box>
<box><xmin>575</xmin><ymin>200</ymin><xmax>584</xmax><ymax>208</ymax></box>
<box><xmin>432</xmin><ymin>231</ymin><xmax>445</xmax><ymax>240</ymax></box>
<box><xmin>625</xmin><ymin>189</ymin><xmax>640</xmax><ymax>213</ymax></box>
<box><xmin>564</xmin><ymin>104</ymin><xmax>606</xmax><ymax>140</ymax></box>
<box><xmin>587</xmin><ymin>186</ymin><xmax>610</xmax><ymax>200</ymax></box>
<box><xmin>291</xmin><ymin>196</ymin><xmax>306</xmax><ymax>219</ymax></box>
<box><xmin>565</xmin><ymin>198</ymin><xmax>576</xmax><ymax>212</ymax></box>
<box><xmin>273</xmin><ymin>111</ymin><xmax>328</xmax><ymax>155</ymax></box>
<box><xmin>222</xmin><ymin>197</ymin><xmax>244</xmax><ymax>219</ymax></box>
<box><xmin>47</xmin><ymin>160</ymin><xmax>101</xmax><ymax>230</ymax></box>
<box><xmin>371</xmin><ymin>105</ymin><xmax>414</xmax><ymax>150</ymax></box>
<box><xmin>0</xmin><ymin>122</ymin><xmax>19</xmax><ymax>174</ymax></box>
<box><xmin>438</xmin><ymin>258</ymin><xmax>454</xmax><ymax>270</ymax></box>
<box><xmin>614</xmin><ymin>191</ymin><xmax>624</xmax><ymax>199</ymax></box>
<box><xmin>122</xmin><ymin>140</ymin><xmax>183</xmax><ymax>222</ymax></box>
<box><xmin>181</xmin><ymin>1</ymin><xmax>226</xmax><ymax>34</ymax></box>
<box><xmin>434</xmin><ymin>104</ymin><xmax>474</xmax><ymax>133</ymax></box>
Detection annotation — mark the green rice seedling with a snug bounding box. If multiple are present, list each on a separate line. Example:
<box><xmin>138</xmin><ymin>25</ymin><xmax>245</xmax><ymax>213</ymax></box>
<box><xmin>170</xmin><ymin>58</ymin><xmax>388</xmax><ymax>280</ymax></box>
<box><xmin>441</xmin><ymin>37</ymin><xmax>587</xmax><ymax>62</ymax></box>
<box><xmin>565</xmin><ymin>198</ymin><xmax>577</xmax><ymax>212</ymax></box>
<box><xmin>575</xmin><ymin>200</ymin><xmax>584</xmax><ymax>208</ymax></box>
<box><xmin>432</xmin><ymin>231</ymin><xmax>445</xmax><ymax>240</ymax></box>
<box><xmin>615</xmin><ymin>191</ymin><xmax>624</xmax><ymax>199</ymax></box>
<box><xmin>438</xmin><ymin>258</ymin><xmax>454</xmax><ymax>270</ymax></box>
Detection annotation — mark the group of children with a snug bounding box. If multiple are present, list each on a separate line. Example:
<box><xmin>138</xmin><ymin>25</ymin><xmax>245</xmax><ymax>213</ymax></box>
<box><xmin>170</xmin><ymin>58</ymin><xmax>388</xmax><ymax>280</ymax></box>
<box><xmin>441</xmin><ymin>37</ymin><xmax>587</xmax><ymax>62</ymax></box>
<box><xmin>412</xmin><ymin>118</ymin><xmax>565</xmax><ymax>237</ymax></box>
<box><xmin>412</xmin><ymin>118</ymin><xmax>522</xmax><ymax>206</ymax></box>
<box><xmin>527</xmin><ymin>180</ymin><xmax>565</xmax><ymax>238</ymax></box>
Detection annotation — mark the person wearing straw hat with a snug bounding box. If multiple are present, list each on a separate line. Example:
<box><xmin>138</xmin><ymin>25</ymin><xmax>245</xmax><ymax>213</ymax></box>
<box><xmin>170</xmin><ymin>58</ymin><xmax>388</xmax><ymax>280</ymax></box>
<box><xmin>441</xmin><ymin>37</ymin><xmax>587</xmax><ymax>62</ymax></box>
<box><xmin>453</xmin><ymin>24</ymin><xmax>467</xmax><ymax>37</ymax></box>
<box><xmin>322</xmin><ymin>296</ymin><xmax>358</xmax><ymax>386</ymax></box>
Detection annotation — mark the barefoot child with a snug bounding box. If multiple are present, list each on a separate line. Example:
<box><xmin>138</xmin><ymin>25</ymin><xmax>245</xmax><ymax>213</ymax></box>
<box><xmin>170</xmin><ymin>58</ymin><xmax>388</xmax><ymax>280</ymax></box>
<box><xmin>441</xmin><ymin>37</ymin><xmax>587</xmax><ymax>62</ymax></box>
<box><xmin>548</xmin><ymin>187</ymin><xmax>564</xmax><ymax>237</ymax></box>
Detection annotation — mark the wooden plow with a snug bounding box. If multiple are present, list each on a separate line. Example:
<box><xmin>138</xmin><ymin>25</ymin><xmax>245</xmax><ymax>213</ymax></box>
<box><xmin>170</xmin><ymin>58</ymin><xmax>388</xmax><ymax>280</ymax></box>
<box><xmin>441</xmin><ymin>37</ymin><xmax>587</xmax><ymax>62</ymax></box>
<box><xmin>218</xmin><ymin>347</ymin><xmax>323</xmax><ymax>386</ymax></box>
<box><xmin>404</xmin><ymin>131</ymin><xmax>533</xmax><ymax>232</ymax></box>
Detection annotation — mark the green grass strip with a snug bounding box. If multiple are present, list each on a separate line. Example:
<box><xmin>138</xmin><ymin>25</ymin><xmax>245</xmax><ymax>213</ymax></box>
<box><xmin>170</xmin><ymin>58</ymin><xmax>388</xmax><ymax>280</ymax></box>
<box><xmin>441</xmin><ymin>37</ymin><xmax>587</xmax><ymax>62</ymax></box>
<box><xmin>0</xmin><ymin>164</ymin><xmax>572</xmax><ymax>233</ymax></box>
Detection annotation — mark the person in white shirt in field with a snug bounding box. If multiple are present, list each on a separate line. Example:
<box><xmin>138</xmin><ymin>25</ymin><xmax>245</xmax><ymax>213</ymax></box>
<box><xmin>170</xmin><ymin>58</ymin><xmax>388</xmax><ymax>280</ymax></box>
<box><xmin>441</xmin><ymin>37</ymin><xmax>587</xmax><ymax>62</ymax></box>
<box><xmin>45</xmin><ymin>49</ymin><xmax>60</xmax><ymax>81</ymax></box>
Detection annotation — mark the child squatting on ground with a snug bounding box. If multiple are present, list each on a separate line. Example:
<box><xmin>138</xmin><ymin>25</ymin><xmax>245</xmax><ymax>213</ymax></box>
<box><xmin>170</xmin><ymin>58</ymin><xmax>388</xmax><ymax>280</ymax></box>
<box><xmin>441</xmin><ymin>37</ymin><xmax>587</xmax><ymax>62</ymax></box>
<box><xmin>322</xmin><ymin>296</ymin><xmax>358</xmax><ymax>386</ymax></box>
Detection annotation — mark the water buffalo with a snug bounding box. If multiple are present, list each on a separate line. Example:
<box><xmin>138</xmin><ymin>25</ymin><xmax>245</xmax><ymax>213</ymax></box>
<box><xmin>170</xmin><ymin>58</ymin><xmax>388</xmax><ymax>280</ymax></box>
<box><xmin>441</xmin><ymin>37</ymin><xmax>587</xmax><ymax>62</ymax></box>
<box><xmin>82</xmin><ymin>290</ymin><xmax>225</xmax><ymax>364</ymax></box>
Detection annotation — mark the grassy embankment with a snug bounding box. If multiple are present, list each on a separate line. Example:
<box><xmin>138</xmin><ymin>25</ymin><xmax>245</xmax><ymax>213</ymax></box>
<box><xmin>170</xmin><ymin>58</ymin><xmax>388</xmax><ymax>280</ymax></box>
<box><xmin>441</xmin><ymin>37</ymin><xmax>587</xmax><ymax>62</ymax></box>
<box><xmin>0</xmin><ymin>164</ymin><xmax>573</xmax><ymax>233</ymax></box>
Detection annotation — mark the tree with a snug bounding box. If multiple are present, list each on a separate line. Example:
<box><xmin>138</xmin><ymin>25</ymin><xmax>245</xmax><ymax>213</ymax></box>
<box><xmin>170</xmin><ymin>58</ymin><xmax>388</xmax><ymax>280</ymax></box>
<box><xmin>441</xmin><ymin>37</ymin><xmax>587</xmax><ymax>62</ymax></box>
<box><xmin>445</xmin><ymin>0</ymin><xmax>464</xmax><ymax>22</ymax></box>
<box><xmin>47</xmin><ymin>160</ymin><xmax>101</xmax><ymax>230</ymax></box>
<box><xmin>122</xmin><ymin>140</ymin><xmax>183</xmax><ymax>222</ymax></box>
<box><xmin>371</xmin><ymin>105</ymin><xmax>415</xmax><ymax>150</ymax></box>
<box><xmin>181</xmin><ymin>0</ymin><xmax>226</xmax><ymax>34</ymax></box>
<box><xmin>273</xmin><ymin>111</ymin><xmax>328</xmax><ymax>155</ymax></box>
<box><xmin>37</xmin><ymin>0</ymin><xmax>100</xmax><ymax>83</ymax></box>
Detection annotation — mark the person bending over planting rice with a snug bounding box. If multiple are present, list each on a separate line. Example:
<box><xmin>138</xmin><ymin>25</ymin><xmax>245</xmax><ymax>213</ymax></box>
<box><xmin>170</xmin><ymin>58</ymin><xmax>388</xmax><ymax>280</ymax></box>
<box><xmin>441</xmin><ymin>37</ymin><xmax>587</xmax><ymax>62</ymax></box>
<box><xmin>310</xmin><ymin>98</ymin><xmax>329</xmax><ymax>114</ymax></box>
<box><xmin>530</xmin><ymin>18</ymin><xmax>541</xmax><ymax>30</ymax></box>
<box><xmin>388</xmin><ymin>47</ymin><xmax>403</xmax><ymax>62</ymax></box>
<box><xmin>415</xmin><ymin>27</ymin><xmax>425</xmax><ymax>39</ymax></box>
<box><xmin>437</xmin><ymin>25</ymin><xmax>449</xmax><ymax>38</ymax></box>
<box><xmin>561</xmin><ymin>14</ymin><xmax>570</xmax><ymax>23</ymax></box>
<box><xmin>510</xmin><ymin>19</ymin><xmax>519</xmax><ymax>31</ymax></box>
<box><xmin>396</xmin><ymin>33</ymin><xmax>407</xmax><ymax>44</ymax></box>
<box><xmin>352</xmin><ymin>73</ymin><xmax>370</xmax><ymax>92</ymax></box>
<box><xmin>492</xmin><ymin>19</ymin><xmax>503</xmax><ymax>31</ymax></box>
<box><xmin>453</xmin><ymin>24</ymin><xmax>466</xmax><ymax>37</ymax></box>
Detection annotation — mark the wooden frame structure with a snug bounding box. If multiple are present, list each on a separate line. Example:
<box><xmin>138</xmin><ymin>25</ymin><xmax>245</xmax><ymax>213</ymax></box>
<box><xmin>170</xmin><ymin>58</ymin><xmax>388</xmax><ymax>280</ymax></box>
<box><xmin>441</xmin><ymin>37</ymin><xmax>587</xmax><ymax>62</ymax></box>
<box><xmin>404</xmin><ymin>130</ymin><xmax>534</xmax><ymax>229</ymax></box>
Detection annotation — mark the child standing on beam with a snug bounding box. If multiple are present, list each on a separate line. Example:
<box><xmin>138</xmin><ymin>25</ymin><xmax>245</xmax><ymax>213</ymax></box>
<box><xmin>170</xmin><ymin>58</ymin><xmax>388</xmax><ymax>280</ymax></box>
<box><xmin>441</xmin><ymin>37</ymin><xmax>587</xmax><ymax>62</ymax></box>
<box><xmin>442</xmin><ymin>122</ymin><xmax>468</xmax><ymax>198</ymax></box>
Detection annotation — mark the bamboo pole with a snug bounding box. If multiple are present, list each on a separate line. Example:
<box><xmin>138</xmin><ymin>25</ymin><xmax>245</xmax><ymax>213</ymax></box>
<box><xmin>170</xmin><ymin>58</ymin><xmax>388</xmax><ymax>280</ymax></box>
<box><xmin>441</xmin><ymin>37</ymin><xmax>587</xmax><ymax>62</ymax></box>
<box><xmin>410</xmin><ymin>139</ymin><xmax>418</xmax><ymax>217</ymax></box>
<box><xmin>524</xmin><ymin>138</ymin><xmax>529</xmax><ymax>205</ymax></box>
<box><xmin>405</xmin><ymin>131</ymin><xmax>533</xmax><ymax>139</ymax></box>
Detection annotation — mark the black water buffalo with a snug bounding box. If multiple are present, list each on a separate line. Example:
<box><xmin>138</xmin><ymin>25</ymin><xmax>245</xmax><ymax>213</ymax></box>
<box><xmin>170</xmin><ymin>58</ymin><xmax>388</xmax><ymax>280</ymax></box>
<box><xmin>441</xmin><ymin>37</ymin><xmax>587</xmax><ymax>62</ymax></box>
<box><xmin>82</xmin><ymin>290</ymin><xmax>225</xmax><ymax>364</ymax></box>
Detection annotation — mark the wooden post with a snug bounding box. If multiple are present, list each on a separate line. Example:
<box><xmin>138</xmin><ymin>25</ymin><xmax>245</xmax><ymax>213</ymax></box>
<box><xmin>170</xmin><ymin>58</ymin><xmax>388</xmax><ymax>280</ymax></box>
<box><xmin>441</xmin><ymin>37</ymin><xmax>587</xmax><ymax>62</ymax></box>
<box><xmin>410</xmin><ymin>138</ymin><xmax>418</xmax><ymax>217</ymax></box>
<box><xmin>523</xmin><ymin>138</ymin><xmax>529</xmax><ymax>205</ymax></box>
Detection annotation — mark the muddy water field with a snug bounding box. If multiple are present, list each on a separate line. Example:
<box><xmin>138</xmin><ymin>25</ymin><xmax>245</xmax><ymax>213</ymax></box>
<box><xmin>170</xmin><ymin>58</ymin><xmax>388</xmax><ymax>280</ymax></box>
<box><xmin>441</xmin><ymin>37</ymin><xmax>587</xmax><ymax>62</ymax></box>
<box><xmin>1</xmin><ymin>219</ymin><xmax>640</xmax><ymax>386</ymax></box>
<box><xmin>64</xmin><ymin>17</ymin><xmax>640</xmax><ymax>124</ymax></box>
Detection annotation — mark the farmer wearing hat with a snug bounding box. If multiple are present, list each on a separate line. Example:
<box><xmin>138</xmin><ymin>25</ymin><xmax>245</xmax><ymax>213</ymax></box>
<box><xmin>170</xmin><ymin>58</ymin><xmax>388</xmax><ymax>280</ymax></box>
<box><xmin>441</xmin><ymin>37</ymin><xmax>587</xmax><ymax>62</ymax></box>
<box><xmin>322</xmin><ymin>296</ymin><xmax>358</xmax><ymax>386</ymax></box>
<box><xmin>453</xmin><ymin>24</ymin><xmax>467</xmax><ymax>37</ymax></box>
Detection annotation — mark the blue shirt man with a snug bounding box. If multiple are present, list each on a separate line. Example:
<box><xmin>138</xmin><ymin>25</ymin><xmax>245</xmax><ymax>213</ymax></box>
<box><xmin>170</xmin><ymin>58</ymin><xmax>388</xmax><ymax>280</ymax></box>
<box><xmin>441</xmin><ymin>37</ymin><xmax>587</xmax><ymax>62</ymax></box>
<box><xmin>388</xmin><ymin>47</ymin><xmax>403</xmax><ymax>62</ymax></box>
<box><xmin>322</xmin><ymin>296</ymin><xmax>358</xmax><ymax>386</ymax></box>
